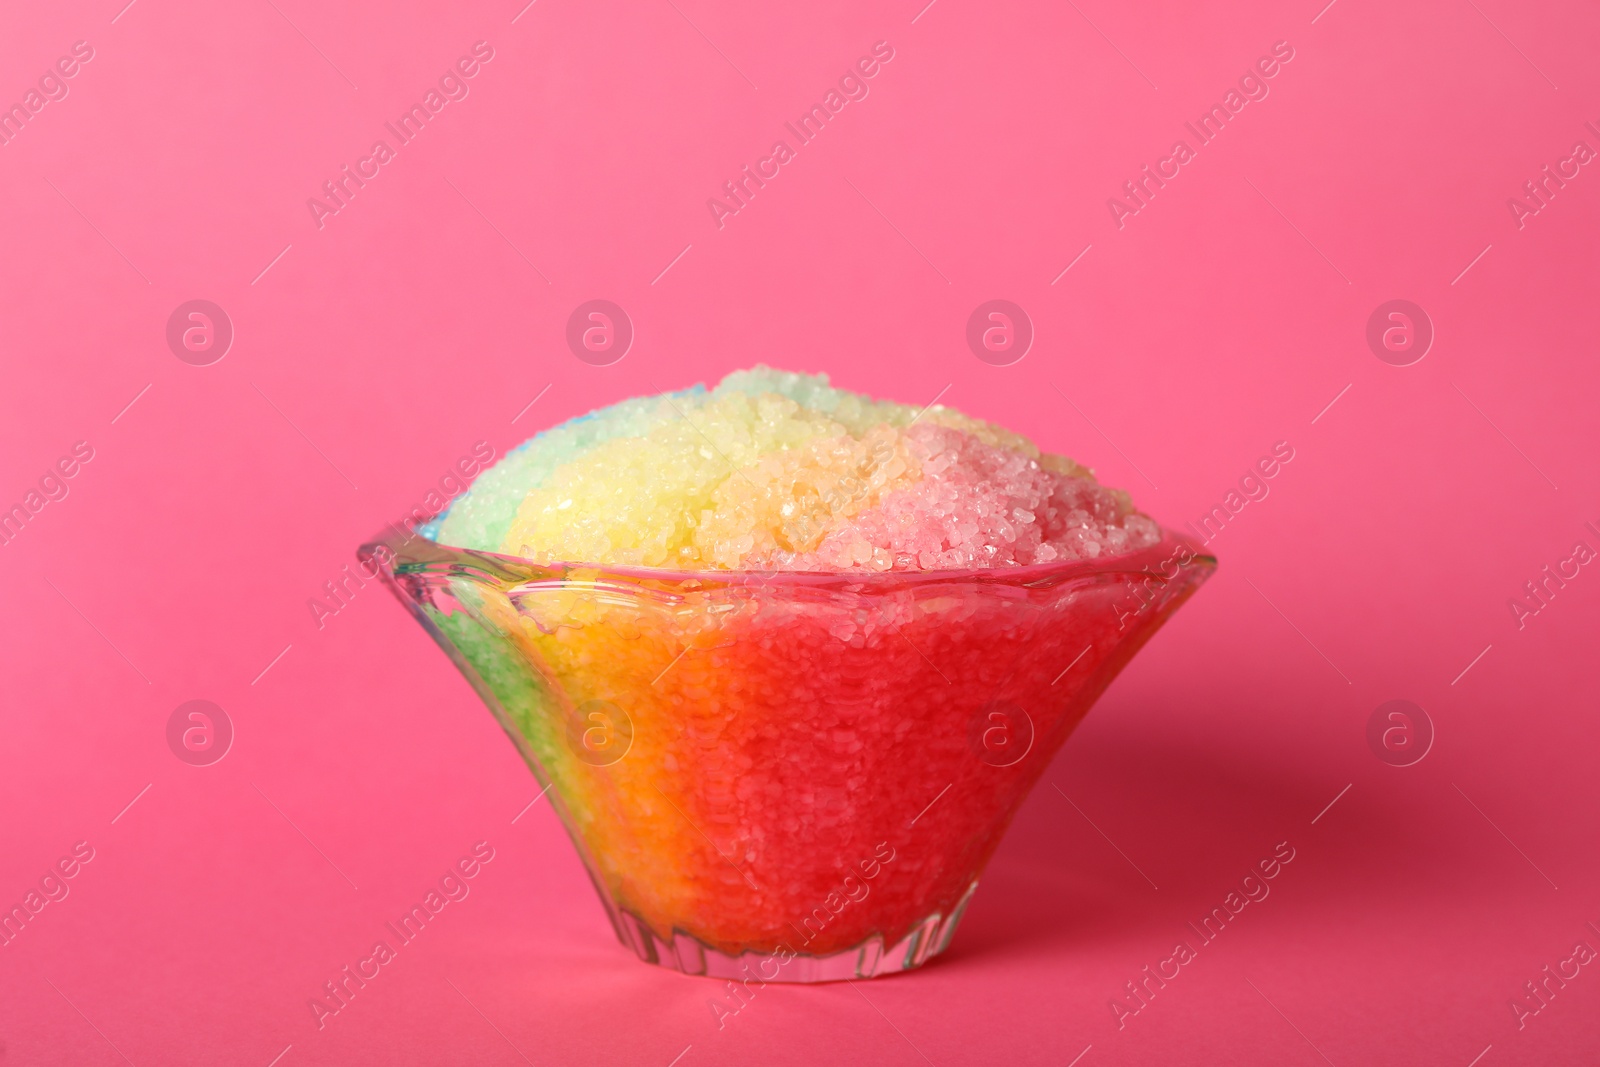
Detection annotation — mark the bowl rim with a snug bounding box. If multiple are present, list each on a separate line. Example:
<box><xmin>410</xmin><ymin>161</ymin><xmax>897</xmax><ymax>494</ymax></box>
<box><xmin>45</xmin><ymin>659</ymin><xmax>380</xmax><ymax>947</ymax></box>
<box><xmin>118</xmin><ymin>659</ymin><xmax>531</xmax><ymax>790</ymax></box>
<box><xmin>360</xmin><ymin>522</ymin><xmax>1217</xmax><ymax>591</ymax></box>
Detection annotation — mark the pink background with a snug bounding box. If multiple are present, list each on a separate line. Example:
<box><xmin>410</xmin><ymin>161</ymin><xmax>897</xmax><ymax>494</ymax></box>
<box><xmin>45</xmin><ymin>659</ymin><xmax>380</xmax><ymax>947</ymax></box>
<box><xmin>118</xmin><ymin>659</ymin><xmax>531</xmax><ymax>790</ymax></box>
<box><xmin>2</xmin><ymin>0</ymin><xmax>1598</xmax><ymax>1063</ymax></box>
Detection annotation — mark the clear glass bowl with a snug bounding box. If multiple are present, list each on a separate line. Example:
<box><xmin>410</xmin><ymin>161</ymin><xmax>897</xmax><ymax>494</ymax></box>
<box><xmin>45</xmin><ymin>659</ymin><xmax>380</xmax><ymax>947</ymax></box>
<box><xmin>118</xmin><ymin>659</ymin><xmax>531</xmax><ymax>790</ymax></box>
<box><xmin>360</xmin><ymin>526</ymin><xmax>1214</xmax><ymax>982</ymax></box>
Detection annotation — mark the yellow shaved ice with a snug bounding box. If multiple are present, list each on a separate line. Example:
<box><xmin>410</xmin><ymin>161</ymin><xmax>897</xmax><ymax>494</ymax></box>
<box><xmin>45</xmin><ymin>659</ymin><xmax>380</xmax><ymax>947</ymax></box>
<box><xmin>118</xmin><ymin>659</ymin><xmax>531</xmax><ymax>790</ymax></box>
<box><xmin>435</xmin><ymin>367</ymin><xmax>1159</xmax><ymax>572</ymax></box>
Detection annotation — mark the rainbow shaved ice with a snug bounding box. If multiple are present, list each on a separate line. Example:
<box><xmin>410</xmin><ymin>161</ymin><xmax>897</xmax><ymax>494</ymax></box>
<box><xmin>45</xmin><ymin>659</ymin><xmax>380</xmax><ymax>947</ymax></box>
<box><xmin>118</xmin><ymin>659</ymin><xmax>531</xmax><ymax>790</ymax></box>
<box><xmin>383</xmin><ymin>367</ymin><xmax>1211</xmax><ymax>981</ymax></box>
<box><xmin>436</xmin><ymin>366</ymin><xmax>1160</xmax><ymax>571</ymax></box>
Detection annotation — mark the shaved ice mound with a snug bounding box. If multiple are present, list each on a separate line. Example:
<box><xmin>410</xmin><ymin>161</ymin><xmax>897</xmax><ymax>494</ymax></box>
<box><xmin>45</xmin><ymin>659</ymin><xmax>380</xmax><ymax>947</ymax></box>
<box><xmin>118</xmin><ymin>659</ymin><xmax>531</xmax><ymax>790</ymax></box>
<box><xmin>435</xmin><ymin>366</ymin><xmax>1160</xmax><ymax>570</ymax></box>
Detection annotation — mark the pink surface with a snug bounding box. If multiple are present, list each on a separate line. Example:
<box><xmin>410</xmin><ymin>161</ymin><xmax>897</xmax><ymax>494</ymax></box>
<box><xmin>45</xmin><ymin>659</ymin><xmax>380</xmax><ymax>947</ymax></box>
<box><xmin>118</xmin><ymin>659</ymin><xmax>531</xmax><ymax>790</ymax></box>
<box><xmin>1</xmin><ymin>0</ymin><xmax>1597</xmax><ymax>1064</ymax></box>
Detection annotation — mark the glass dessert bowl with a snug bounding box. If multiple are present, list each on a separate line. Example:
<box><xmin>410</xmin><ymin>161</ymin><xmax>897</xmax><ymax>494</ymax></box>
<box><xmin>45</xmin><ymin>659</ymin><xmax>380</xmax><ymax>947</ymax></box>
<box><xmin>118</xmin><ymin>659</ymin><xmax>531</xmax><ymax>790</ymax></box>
<box><xmin>360</xmin><ymin>525</ymin><xmax>1213</xmax><ymax>982</ymax></box>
